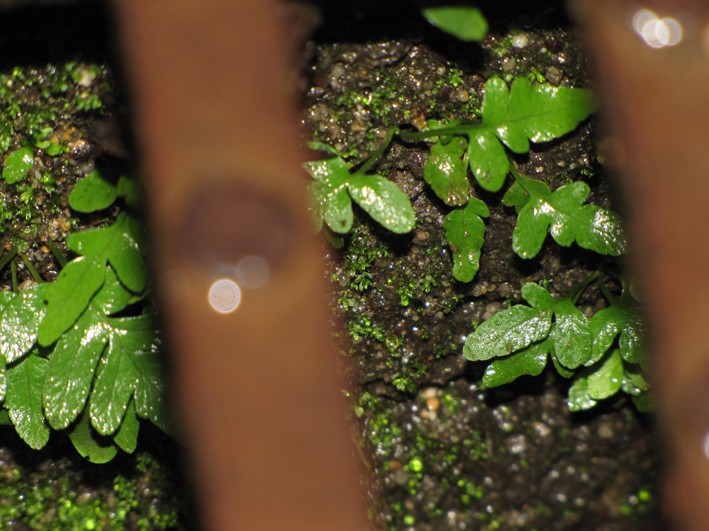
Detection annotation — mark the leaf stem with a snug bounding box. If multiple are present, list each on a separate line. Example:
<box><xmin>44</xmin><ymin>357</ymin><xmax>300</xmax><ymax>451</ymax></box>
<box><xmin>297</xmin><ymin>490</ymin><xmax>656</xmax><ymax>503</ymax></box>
<box><xmin>399</xmin><ymin>124</ymin><xmax>480</xmax><ymax>141</ymax></box>
<box><xmin>510</xmin><ymin>164</ymin><xmax>529</xmax><ymax>189</ymax></box>
<box><xmin>357</xmin><ymin>128</ymin><xmax>396</xmax><ymax>175</ymax></box>
<box><xmin>10</xmin><ymin>259</ymin><xmax>17</xmax><ymax>293</ymax></box>
<box><xmin>597</xmin><ymin>276</ymin><xmax>618</xmax><ymax>306</ymax></box>
<box><xmin>19</xmin><ymin>253</ymin><xmax>42</xmax><ymax>283</ymax></box>
<box><xmin>570</xmin><ymin>270</ymin><xmax>601</xmax><ymax>305</ymax></box>
<box><xmin>0</xmin><ymin>246</ymin><xmax>18</xmax><ymax>273</ymax></box>
<box><xmin>46</xmin><ymin>240</ymin><xmax>67</xmax><ymax>268</ymax></box>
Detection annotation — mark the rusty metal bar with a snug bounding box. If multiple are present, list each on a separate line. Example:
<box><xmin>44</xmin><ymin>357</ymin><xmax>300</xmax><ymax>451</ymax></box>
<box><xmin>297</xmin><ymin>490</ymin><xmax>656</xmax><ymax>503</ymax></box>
<box><xmin>112</xmin><ymin>0</ymin><xmax>369</xmax><ymax>529</ymax></box>
<box><xmin>577</xmin><ymin>1</ymin><xmax>709</xmax><ymax>528</ymax></box>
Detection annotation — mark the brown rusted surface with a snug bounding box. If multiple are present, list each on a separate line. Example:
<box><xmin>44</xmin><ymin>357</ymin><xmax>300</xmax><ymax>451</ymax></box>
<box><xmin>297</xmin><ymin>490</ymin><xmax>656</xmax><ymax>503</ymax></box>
<box><xmin>577</xmin><ymin>1</ymin><xmax>709</xmax><ymax>528</ymax></box>
<box><xmin>112</xmin><ymin>0</ymin><xmax>368</xmax><ymax>529</ymax></box>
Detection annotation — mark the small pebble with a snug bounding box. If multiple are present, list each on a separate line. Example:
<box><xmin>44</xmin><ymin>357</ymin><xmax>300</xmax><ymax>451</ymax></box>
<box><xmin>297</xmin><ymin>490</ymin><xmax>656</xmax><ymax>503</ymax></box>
<box><xmin>511</xmin><ymin>33</ymin><xmax>530</xmax><ymax>48</ymax></box>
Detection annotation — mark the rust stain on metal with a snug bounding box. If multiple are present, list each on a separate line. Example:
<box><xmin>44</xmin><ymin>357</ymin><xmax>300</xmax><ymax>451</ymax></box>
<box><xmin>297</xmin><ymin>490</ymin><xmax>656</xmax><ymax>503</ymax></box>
<box><xmin>182</xmin><ymin>183</ymin><xmax>296</xmax><ymax>271</ymax></box>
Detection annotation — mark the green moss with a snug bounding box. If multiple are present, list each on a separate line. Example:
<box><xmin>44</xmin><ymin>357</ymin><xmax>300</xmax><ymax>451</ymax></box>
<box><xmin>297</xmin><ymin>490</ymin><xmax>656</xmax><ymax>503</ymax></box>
<box><xmin>390</xmin><ymin>272</ymin><xmax>438</xmax><ymax>307</ymax></box>
<box><xmin>463</xmin><ymin>429</ymin><xmax>490</xmax><ymax>462</ymax></box>
<box><xmin>618</xmin><ymin>485</ymin><xmax>654</xmax><ymax>517</ymax></box>
<box><xmin>0</xmin><ymin>61</ymin><xmax>110</xmax><ymax>248</ymax></box>
<box><xmin>534</xmin><ymin>503</ymin><xmax>553</xmax><ymax>518</ymax></box>
<box><xmin>358</xmin><ymin>387</ymin><xmax>493</xmax><ymax>528</ymax></box>
<box><xmin>348</xmin><ymin>314</ymin><xmax>386</xmax><ymax>342</ymax></box>
<box><xmin>360</xmin><ymin>395</ymin><xmax>403</xmax><ymax>452</ymax></box>
<box><xmin>343</xmin><ymin>233</ymin><xmax>389</xmax><ymax>293</ymax></box>
<box><xmin>391</xmin><ymin>361</ymin><xmax>428</xmax><ymax>393</ymax></box>
<box><xmin>0</xmin><ymin>451</ymin><xmax>181</xmax><ymax>529</ymax></box>
<box><xmin>335</xmin><ymin>68</ymin><xmax>405</xmax><ymax>127</ymax></box>
<box><xmin>457</xmin><ymin>478</ymin><xmax>484</xmax><ymax>503</ymax></box>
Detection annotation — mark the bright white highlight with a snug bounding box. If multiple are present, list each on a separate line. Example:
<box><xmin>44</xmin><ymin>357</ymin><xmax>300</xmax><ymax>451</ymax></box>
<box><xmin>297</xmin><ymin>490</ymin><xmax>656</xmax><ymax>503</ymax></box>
<box><xmin>632</xmin><ymin>9</ymin><xmax>683</xmax><ymax>49</ymax></box>
<box><xmin>208</xmin><ymin>278</ymin><xmax>242</xmax><ymax>314</ymax></box>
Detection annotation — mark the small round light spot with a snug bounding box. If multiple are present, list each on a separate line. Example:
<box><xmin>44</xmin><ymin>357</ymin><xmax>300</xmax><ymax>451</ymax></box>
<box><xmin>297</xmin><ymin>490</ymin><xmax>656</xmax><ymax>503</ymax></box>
<box><xmin>632</xmin><ymin>9</ymin><xmax>683</xmax><ymax>49</ymax></box>
<box><xmin>208</xmin><ymin>279</ymin><xmax>241</xmax><ymax>314</ymax></box>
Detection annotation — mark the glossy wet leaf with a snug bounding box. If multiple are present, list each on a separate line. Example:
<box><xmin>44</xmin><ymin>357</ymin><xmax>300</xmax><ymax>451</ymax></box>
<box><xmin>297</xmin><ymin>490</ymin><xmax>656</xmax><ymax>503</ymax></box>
<box><xmin>444</xmin><ymin>198</ymin><xmax>489</xmax><ymax>282</ymax></box>
<box><xmin>105</xmin><ymin>216</ymin><xmax>147</xmax><ymax>292</ymax></box>
<box><xmin>113</xmin><ymin>400</ymin><xmax>139</xmax><ymax>453</ymax></box>
<box><xmin>466</xmin><ymin>76</ymin><xmax>594</xmax><ymax>191</ymax></box>
<box><xmin>618</xmin><ymin>313</ymin><xmax>644</xmax><ymax>364</ymax></box>
<box><xmin>2</xmin><ymin>145</ymin><xmax>34</xmax><ymax>184</ymax></box>
<box><xmin>348</xmin><ymin>174</ymin><xmax>415</xmax><ymax>234</ymax></box>
<box><xmin>0</xmin><ymin>284</ymin><xmax>47</xmax><ymax>363</ymax></box>
<box><xmin>90</xmin><ymin>336</ymin><xmax>140</xmax><ymax>436</ymax></box>
<box><xmin>520</xmin><ymin>282</ymin><xmax>556</xmax><ymax>310</ymax></box>
<box><xmin>67</xmin><ymin>213</ymin><xmax>147</xmax><ymax>293</ymax></box>
<box><xmin>483</xmin><ymin>339</ymin><xmax>550</xmax><ymax>387</ymax></box>
<box><xmin>110</xmin><ymin>315</ymin><xmax>168</xmax><ymax>434</ymax></box>
<box><xmin>0</xmin><ymin>359</ymin><xmax>6</xmax><ymax>403</ymax></box>
<box><xmin>68</xmin><ymin>169</ymin><xmax>117</xmax><ymax>212</ymax></box>
<box><xmin>587</xmin><ymin>350</ymin><xmax>623</xmax><ymax>400</ymax></box>
<box><xmin>568</xmin><ymin>375</ymin><xmax>597</xmax><ymax>412</ymax></box>
<box><xmin>574</xmin><ymin>205</ymin><xmax>627</xmax><ymax>259</ymax></box>
<box><xmin>553</xmin><ymin>298</ymin><xmax>592</xmax><ymax>369</ymax></box>
<box><xmin>510</xmin><ymin>176</ymin><xmax>626</xmax><ymax>259</ymax></box>
<box><xmin>39</xmin><ymin>247</ymin><xmax>148</xmax><ymax>440</ymax></box>
<box><xmin>90</xmin><ymin>315</ymin><xmax>160</xmax><ymax>436</ymax></box>
<box><xmin>552</xmin><ymin>355</ymin><xmax>575</xmax><ymax>379</ymax></box>
<box><xmin>43</xmin><ymin>310</ymin><xmax>108</xmax><ymax>430</ymax></box>
<box><xmin>306</xmin><ymin>154</ymin><xmax>415</xmax><ymax>234</ymax></box>
<box><xmin>13</xmin><ymin>167</ymin><xmax>162</xmax><ymax>461</ymax></box>
<box><xmin>67</xmin><ymin>408</ymin><xmax>117</xmax><ymax>464</ymax></box>
<box><xmin>90</xmin><ymin>266</ymin><xmax>134</xmax><ymax>316</ymax></box>
<box><xmin>6</xmin><ymin>353</ymin><xmax>50</xmax><ymax>450</ymax></box>
<box><xmin>421</xmin><ymin>6</ymin><xmax>488</xmax><ymax>41</ymax></box>
<box><xmin>116</xmin><ymin>175</ymin><xmax>141</xmax><ymax>209</ymax></box>
<box><xmin>464</xmin><ymin>305</ymin><xmax>552</xmax><ymax>361</ymax></box>
<box><xmin>307</xmin><ymin>157</ymin><xmax>352</xmax><ymax>233</ymax></box>
<box><xmin>424</xmin><ymin>136</ymin><xmax>470</xmax><ymax>206</ymax></box>
<box><xmin>621</xmin><ymin>365</ymin><xmax>650</xmax><ymax>396</ymax></box>
<box><xmin>483</xmin><ymin>77</ymin><xmax>595</xmax><ymax>153</ymax></box>
<box><xmin>502</xmin><ymin>181</ymin><xmax>529</xmax><ymax>212</ymax></box>
<box><xmin>66</xmin><ymin>222</ymin><xmax>113</xmax><ymax>256</ymax></box>
<box><xmin>632</xmin><ymin>393</ymin><xmax>651</xmax><ymax>412</ymax></box>
<box><xmin>589</xmin><ymin>305</ymin><xmax>643</xmax><ymax>365</ymax></box>
<box><xmin>467</xmin><ymin>130</ymin><xmax>509</xmax><ymax>192</ymax></box>
<box><xmin>132</xmin><ymin>346</ymin><xmax>170</xmax><ymax>434</ymax></box>
<box><xmin>128</xmin><ymin>210</ymin><xmax>147</xmax><ymax>245</ymax></box>
<box><xmin>38</xmin><ymin>256</ymin><xmax>105</xmax><ymax>346</ymax></box>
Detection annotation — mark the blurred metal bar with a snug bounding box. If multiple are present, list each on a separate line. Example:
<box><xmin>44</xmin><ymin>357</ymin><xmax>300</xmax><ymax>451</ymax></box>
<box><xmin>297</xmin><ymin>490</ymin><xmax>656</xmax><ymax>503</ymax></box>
<box><xmin>112</xmin><ymin>0</ymin><xmax>369</xmax><ymax>529</ymax></box>
<box><xmin>576</xmin><ymin>1</ymin><xmax>709</xmax><ymax>528</ymax></box>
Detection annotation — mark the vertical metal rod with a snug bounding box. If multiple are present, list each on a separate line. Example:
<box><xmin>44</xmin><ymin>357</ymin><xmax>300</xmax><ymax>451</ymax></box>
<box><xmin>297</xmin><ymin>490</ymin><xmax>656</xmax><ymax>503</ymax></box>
<box><xmin>112</xmin><ymin>1</ymin><xmax>369</xmax><ymax>528</ymax></box>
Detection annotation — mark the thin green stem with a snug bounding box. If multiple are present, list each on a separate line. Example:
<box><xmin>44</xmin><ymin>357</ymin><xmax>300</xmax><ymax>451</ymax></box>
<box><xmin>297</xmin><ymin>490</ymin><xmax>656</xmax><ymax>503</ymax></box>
<box><xmin>357</xmin><ymin>128</ymin><xmax>397</xmax><ymax>175</ymax></box>
<box><xmin>19</xmin><ymin>253</ymin><xmax>42</xmax><ymax>283</ymax></box>
<box><xmin>399</xmin><ymin>124</ymin><xmax>479</xmax><ymax>141</ymax></box>
<box><xmin>0</xmin><ymin>247</ymin><xmax>18</xmax><ymax>273</ymax></box>
<box><xmin>10</xmin><ymin>259</ymin><xmax>17</xmax><ymax>293</ymax></box>
<box><xmin>570</xmin><ymin>270</ymin><xmax>601</xmax><ymax>305</ymax></box>
<box><xmin>597</xmin><ymin>276</ymin><xmax>618</xmax><ymax>306</ymax></box>
<box><xmin>600</xmin><ymin>268</ymin><xmax>636</xmax><ymax>306</ymax></box>
<box><xmin>510</xmin><ymin>164</ymin><xmax>528</xmax><ymax>188</ymax></box>
<box><xmin>46</xmin><ymin>240</ymin><xmax>67</xmax><ymax>268</ymax></box>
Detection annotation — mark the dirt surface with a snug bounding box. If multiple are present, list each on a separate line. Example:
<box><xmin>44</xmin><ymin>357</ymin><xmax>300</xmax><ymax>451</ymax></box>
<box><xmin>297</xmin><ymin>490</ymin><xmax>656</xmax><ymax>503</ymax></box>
<box><xmin>302</xmin><ymin>1</ymin><xmax>669</xmax><ymax>529</ymax></box>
